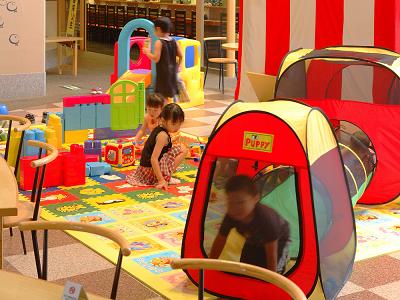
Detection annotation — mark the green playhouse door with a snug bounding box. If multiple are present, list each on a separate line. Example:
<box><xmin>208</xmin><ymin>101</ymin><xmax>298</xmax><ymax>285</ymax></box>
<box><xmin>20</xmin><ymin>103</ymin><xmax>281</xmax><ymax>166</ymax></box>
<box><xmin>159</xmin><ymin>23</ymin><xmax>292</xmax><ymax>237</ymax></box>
<box><xmin>109</xmin><ymin>80</ymin><xmax>145</xmax><ymax>131</ymax></box>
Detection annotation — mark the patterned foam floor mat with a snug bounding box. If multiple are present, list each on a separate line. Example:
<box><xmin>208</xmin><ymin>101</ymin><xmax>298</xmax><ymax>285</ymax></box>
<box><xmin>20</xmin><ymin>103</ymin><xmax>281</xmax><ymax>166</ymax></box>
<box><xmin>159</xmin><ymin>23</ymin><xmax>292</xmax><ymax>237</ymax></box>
<box><xmin>11</xmin><ymin>137</ymin><xmax>400</xmax><ymax>299</ymax></box>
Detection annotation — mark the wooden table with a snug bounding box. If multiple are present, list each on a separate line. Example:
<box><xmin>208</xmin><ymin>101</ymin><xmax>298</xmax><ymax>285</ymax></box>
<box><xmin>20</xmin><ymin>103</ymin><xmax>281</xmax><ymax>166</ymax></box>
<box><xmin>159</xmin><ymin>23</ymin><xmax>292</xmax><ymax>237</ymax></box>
<box><xmin>0</xmin><ymin>157</ymin><xmax>18</xmax><ymax>269</ymax></box>
<box><xmin>222</xmin><ymin>42</ymin><xmax>239</xmax><ymax>51</ymax></box>
<box><xmin>46</xmin><ymin>36</ymin><xmax>83</xmax><ymax>76</ymax></box>
<box><xmin>0</xmin><ymin>270</ymin><xmax>109</xmax><ymax>299</ymax></box>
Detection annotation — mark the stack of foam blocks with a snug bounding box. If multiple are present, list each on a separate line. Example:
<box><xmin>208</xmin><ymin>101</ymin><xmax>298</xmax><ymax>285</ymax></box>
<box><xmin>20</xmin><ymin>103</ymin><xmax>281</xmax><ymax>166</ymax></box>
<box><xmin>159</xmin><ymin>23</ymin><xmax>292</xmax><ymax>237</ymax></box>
<box><xmin>19</xmin><ymin>144</ymin><xmax>93</xmax><ymax>190</ymax></box>
<box><xmin>63</xmin><ymin>94</ymin><xmax>141</xmax><ymax>143</ymax></box>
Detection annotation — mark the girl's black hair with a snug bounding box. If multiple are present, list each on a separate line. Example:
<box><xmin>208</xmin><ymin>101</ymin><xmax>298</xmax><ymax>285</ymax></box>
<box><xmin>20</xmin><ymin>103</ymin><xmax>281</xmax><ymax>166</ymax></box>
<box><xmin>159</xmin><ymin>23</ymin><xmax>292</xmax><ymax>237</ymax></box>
<box><xmin>154</xmin><ymin>17</ymin><xmax>172</xmax><ymax>34</ymax></box>
<box><xmin>225</xmin><ymin>175</ymin><xmax>258</xmax><ymax>196</ymax></box>
<box><xmin>146</xmin><ymin>93</ymin><xmax>165</xmax><ymax>108</ymax></box>
<box><xmin>160</xmin><ymin>103</ymin><xmax>185</xmax><ymax>124</ymax></box>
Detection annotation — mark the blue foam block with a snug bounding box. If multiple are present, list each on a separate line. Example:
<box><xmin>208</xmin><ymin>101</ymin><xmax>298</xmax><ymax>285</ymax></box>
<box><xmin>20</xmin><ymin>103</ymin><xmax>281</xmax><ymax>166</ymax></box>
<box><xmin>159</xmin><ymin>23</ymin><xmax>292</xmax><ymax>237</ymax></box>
<box><xmin>96</xmin><ymin>103</ymin><xmax>111</xmax><ymax>129</ymax></box>
<box><xmin>86</xmin><ymin>162</ymin><xmax>112</xmax><ymax>177</ymax></box>
<box><xmin>63</xmin><ymin>106</ymin><xmax>81</xmax><ymax>130</ymax></box>
<box><xmin>23</xmin><ymin>129</ymin><xmax>45</xmax><ymax>157</ymax></box>
<box><xmin>80</xmin><ymin>104</ymin><xmax>96</xmax><ymax>129</ymax></box>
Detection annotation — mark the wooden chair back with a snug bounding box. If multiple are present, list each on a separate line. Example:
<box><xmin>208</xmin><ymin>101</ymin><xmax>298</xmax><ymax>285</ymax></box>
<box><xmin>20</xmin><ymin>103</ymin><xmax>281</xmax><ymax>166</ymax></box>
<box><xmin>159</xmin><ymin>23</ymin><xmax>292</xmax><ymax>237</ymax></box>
<box><xmin>148</xmin><ymin>8</ymin><xmax>159</xmax><ymax>22</ymax></box>
<box><xmin>174</xmin><ymin>10</ymin><xmax>187</xmax><ymax>37</ymax></box>
<box><xmin>0</xmin><ymin>115</ymin><xmax>31</xmax><ymax>176</ymax></box>
<box><xmin>116</xmin><ymin>6</ymin><xmax>126</xmax><ymax>29</ymax></box>
<box><xmin>171</xmin><ymin>258</ymin><xmax>307</xmax><ymax>300</ymax></box>
<box><xmin>160</xmin><ymin>9</ymin><xmax>172</xmax><ymax>19</ymax></box>
<box><xmin>19</xmin><ymin>220</ymin><xmax>131</xmax><ymax>300</ymax></box>
<box><xmin>126</xmin><ymin>6</ymin><xmax>136</xmax><ymax>22</ymax></box>
<box><xmin>203</xmin><ymin>37</ymin><xmax>227</xmax><ymax>61</ymax></box>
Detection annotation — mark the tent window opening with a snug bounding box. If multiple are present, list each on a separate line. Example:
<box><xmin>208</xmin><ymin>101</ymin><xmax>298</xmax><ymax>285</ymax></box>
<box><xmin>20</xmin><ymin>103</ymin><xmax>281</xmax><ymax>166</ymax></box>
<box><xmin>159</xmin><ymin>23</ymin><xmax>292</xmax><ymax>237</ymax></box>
<box><xmin>203</xmin><ymin>158</ymin><xmax>301</xmax><ymax>275</ymax></box>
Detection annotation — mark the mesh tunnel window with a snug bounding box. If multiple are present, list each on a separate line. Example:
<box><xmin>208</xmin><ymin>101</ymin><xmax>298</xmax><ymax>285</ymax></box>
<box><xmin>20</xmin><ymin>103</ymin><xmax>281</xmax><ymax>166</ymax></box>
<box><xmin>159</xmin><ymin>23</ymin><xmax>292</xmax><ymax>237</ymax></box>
<box><xmin>203</xmin><ymin>159</ymin><xmax>301</xmax><ymax>275</ymax></box>
<box><xmin>334</xmin><ymin>121</ymin><xmax>376</xmax><ymax>205</ymax></box>
<box><xmin>254</xmin><ymin>166</ymin><xmax>300</xmax><ymax>273</ymax></box>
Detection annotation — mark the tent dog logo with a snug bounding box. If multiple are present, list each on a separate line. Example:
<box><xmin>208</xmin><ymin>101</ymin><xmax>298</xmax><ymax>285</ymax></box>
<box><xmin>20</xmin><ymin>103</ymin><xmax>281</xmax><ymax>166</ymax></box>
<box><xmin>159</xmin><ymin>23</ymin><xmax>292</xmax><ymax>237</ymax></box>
<box><xmin>242</xmin><ymin>131</ymin><xmax>274</xmax><ymax>152</ymax></box>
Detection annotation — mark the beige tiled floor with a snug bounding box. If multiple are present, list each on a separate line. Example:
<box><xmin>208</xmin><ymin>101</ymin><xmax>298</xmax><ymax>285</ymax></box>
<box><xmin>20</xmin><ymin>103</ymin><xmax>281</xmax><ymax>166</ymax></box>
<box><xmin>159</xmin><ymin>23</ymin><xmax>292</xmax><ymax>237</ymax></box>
<box><xmin>4</xmin><ymin>65</ymin><xmax>399</xmax><ymax>299</ymax></box>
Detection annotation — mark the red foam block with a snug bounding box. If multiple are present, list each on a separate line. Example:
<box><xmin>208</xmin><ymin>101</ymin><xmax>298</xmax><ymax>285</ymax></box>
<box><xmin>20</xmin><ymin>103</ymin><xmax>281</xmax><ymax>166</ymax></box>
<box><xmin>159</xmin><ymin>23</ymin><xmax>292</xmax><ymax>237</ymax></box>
<box><xmin>19</xmin><ymin>155</ymin><xmax>64</xmax><ymax>191</ymax></box>
<box><xmin>63</xmin><ymin>94</ymin><xmax>111</xmax><ymax>107</ymax></box>
<box><xmin>63</xmin><ymin>145</ymin><xmax>86</xmax><ymax>187</ymax></box>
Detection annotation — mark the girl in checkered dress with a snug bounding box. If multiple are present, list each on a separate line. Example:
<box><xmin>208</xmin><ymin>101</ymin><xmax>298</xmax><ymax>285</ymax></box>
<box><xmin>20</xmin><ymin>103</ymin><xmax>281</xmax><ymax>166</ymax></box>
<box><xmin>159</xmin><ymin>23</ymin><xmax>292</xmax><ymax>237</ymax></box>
<box><xmin>127</xmin><ymin>103</ymin><xmax>188</xmax><ymax>190</ymax></box>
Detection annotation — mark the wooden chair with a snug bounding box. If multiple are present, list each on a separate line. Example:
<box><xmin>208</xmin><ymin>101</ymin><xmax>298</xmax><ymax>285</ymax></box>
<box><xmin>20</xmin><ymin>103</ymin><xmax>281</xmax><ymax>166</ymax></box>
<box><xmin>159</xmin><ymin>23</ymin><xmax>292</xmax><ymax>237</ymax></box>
<box><xmin>173</xmin><ymin>10</ymin><xmax>187</xmax><ymax>37</ymax></box>
<box><xmin>190</xmin><ymin>11</ymin><xmax>196</xmax><ymax>38</ymax></box>
<box><xmin>97</xmin><ymin>5</ymin><xmax>107</xmax><ymax>43</ymax></box>
<box><xmin>160</xmin><ymin>9</ymin><xmax>172</xmax><ymax>19</ymax></box>
<box><xmin>148</xmin><ymin>8</ymin><xmax>159</xmax><ymax>22</ymax></box>
<box><xmin>0</xmin><ymin>115</ymin><xmax>31</xmax><ymax>176</ymax></box>
<box><xmin>86</xmin><ymin>4</ymin><xmax>97</xmax><ymax>41</ymax></box>
<box><xmin>136</xmin><ymin>7</ymin><xmax>147</xmax><ymax>19</ymax></box>
<box><xmin>126</xmin><ymin>5</ymin><xmax>136</xmax><ymax>23</ymax></box>
<box><xmin>135</xmin><ymin>7</ymin><xmax>148</xmax><ymax>37</ymax></box>
<box><xmin>203</xmin><ymin>37</ymin><xmax>238</xmax><ymax>94</ymax></box>
<box><xmin>171</xmin><ymin>258</ymin><xmax>307</xmax><ymax>300</ymax></box>
<box><xmin>106</xmin><ymin>5</ymin><xmax>117</xmax><ymax>44</ymax></box>
<box><xmin>19</xmin><ymin>220</ymin><xmax>131</xmax><ymax>300</ymax></box>
<box><xmin>116</xmin><ymin>6</ymin><xmax>126</xmax><ymax>37</ymax></box>
<box><xmin>4</xmin><ymin>141</ymin><xmax>57</xmax><ymax>266</ymax></box>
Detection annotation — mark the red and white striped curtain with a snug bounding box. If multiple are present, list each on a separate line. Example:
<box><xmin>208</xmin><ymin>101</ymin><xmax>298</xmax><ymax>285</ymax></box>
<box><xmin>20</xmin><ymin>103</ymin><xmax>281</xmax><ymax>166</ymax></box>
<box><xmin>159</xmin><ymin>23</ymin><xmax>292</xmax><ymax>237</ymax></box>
<box><xmin>236</xmin><ymin>0</ymin><xmax>400</xmax><ymax>101</ymax></box>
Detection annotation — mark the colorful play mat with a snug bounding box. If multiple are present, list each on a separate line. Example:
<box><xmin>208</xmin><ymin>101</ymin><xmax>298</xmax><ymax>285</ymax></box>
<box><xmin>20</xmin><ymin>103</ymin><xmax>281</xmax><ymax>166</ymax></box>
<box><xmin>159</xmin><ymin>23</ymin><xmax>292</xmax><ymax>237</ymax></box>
<box><xmin>11</xmin><ymin>137</ymin><xmax>400</xmax><ymax>299</ymax></box>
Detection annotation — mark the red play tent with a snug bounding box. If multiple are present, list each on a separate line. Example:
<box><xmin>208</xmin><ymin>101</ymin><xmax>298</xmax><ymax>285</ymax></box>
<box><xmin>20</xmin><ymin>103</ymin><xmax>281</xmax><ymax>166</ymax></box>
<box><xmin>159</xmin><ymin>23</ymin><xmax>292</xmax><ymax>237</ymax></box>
<box><xmin>275</xmin><ymin>46</ymin><xmax>400</xmax><ymax>204</ymax></box>
<box><xmin>183</xmin><ymin>101</ymin><xmax>356</xmax><ymax>299</ymax></box>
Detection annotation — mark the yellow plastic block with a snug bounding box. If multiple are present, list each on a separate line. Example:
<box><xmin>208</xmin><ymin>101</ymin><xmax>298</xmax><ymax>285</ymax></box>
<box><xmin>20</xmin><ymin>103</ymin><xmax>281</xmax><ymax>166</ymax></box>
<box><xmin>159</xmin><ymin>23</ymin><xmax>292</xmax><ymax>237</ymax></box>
<box><xmin>30</xmin><ymin>124</ymin><xmax>46</xmax><ymax>131</ymax></box>
<box><xmin>7</xmin><ymin>131</ymin><xmax>22</xmax><ymax>168</ymax></box>
<box><xmin>45</xmin><ymin>128</ymin><xmax>57</xmax><ymax>149</ymax></box>
<box><xmin>64</xmin><ymin>130</ymin><xmax>89</xmax><ymax>144</ymax></box>
<box><xmin>47</xmin><ymin>114</ymin><xmax>62</xmax><ymax>149</ymax></box>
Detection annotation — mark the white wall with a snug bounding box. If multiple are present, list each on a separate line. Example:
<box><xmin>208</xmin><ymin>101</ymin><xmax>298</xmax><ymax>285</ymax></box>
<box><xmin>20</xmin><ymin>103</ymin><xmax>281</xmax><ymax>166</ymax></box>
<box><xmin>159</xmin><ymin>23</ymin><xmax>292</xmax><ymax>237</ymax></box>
<box><xmin>0</xmin><ymin>0</ymin><xmax>46</xmax><ymax>99</ymax></box>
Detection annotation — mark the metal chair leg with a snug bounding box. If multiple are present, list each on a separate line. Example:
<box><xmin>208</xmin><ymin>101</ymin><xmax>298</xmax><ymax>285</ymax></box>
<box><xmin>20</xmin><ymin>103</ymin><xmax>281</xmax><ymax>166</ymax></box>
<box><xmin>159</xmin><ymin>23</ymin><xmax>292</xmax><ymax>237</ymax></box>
<box><xmin>222</xmin><ymin>65</ymin><xmax>225</xmax><ymax>94</ymax></box>
<box><xmin>31</xmin><ymin>230</ymin><xmax>42</xmax><ymax>279</ymax></box>
<box><xmin>218</xmin><ymin>64</ymin><xmax>222</xmax><ymax>90</ymax></box>
<box><xmin>20</xmin><ymin>231</ymin><xmax>27</xmax><ymax>255</ymax></box>
<box><xmin>235</xmin><ymin>62</ymin><xmax>238</xmax><ymax>79</ymax></box>
<box><xmin>204</xmin><ymin>62</ymin><xmax>209</xmax><ymax>86</ymax></box>
<box><xmin>111</xmin><ymin>250</ymin><xmax>123</xmax><ymax>300</ymax></box>
<box><xmin>42</xmin><ymin>230</ymin><xmax>48</xmax><ymax>280</ymax></box>
<box><xmin>198</xmin><ymin>269</ymin><xmax>204</xmax><ymax>300</ymax></box>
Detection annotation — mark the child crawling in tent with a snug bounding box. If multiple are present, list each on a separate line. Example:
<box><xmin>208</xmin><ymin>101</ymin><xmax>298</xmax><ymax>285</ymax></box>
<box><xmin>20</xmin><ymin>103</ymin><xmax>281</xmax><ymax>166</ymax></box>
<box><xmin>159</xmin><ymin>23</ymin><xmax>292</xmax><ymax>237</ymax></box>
<box><xmin>209</xmin><ymin>175</ymin><xmax>291</xmax><ymax>274</ymax></box>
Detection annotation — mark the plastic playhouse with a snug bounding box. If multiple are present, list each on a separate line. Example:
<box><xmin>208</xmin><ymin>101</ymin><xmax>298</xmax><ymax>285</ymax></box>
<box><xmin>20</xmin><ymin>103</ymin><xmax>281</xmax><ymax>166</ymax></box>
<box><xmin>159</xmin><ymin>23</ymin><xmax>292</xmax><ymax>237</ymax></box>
<box><xmin>111</xmin><ymin>18</ymin><xmax>204</xmax><ymax>109</ymax></box>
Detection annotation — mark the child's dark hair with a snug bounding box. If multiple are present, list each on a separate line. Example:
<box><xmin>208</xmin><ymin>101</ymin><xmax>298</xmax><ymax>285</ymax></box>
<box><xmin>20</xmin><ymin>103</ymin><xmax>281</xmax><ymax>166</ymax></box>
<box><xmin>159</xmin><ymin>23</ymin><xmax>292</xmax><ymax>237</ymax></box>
<box><xmin>160</xmin><ymin>103</ymin><xmax>184</xmax><ymax>124</ymax></box>
<box><xmin>225</xmin><ymin>175</ymin><xmax>258</xmax><ymax>196</ymax></box>
<box><xmin>146</xmin><ymin>93</ymin><xmax>165</xmax><ymax>108</ymax></box>
<box><xmin>154</xmin><ymin>17</ymin><xmax>172</xmax><ymax>34</ymax></box>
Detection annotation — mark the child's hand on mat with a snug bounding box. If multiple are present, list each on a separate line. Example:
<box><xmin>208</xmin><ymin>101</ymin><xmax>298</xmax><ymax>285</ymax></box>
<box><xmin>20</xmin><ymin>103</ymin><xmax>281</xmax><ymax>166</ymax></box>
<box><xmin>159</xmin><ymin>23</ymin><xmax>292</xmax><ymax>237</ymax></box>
<box><xmin>156</xmin><ymin>179</ymin><xmax>168</xmax><ymax>191</ymax></box>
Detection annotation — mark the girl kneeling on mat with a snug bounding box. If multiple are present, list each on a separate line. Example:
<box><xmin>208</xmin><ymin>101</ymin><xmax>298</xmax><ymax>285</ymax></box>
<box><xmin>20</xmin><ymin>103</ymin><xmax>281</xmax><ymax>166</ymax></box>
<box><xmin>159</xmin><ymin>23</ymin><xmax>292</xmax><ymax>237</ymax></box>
<box><xmin>127</xmin><ymin>103</ymin><xmax>188</xmax><ymax>190</ymax></box>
